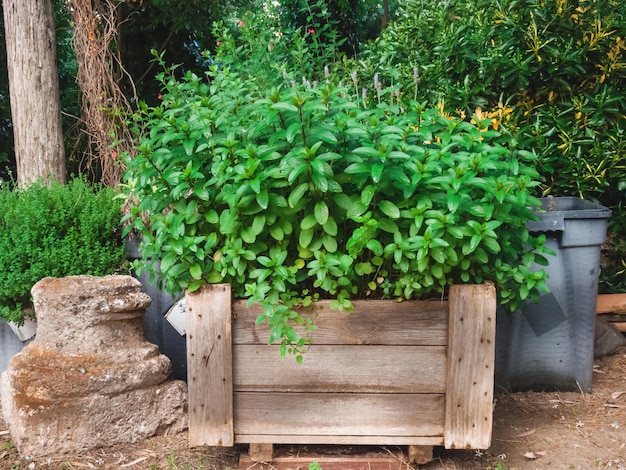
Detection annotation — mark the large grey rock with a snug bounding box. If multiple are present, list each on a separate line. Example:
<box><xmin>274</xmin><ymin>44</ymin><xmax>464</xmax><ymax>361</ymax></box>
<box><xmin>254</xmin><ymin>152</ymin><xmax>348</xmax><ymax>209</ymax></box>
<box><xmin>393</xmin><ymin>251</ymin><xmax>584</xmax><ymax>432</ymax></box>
<box><xmin>0</xmin><ymin>275</ymin><xmax>188</xmax><ymax>457</ymax></box>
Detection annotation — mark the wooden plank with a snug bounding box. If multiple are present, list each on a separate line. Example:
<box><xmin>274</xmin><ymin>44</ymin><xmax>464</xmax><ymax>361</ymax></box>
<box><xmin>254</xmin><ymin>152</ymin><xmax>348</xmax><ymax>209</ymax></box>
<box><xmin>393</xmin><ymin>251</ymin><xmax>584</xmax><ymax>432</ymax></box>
<box><xmin>599</xmin><ymin>314</ymin><xmax>626</xmax><ymax>322</ymax></box>
<box><xmin>186</xmin><ymin>284</ymin><xmax>234</xmax><ymax>447</ymax></box>
<box><xmin>236</xmin><ymin>435</ymin><xmax>443</xmax><ymax>446</ymax></box>
<box><xmin>234</xmin><ymin>344</ymin><xmax>447</xmax><ymax>393</ymax></box>
<box><xmin>233</xmin><ymin>299</ymin><xmax>448</xmax><ymax>345</ymax></box>
<box><xmin>234</xmin><ymin>392</ymin><xmax>444</xmax><ymax>441</ymax></box>
<box><xmin>597</xmin><ymin>294</ymin><xmax>626</xmax><ymax>314</ymax></box>
<box><xmin>444</xmin><ymin>283</ymin><xmax>496</xmax><ymax>450</ymax></box>
<box><xmin>239</xmin><ymin>452</ymin><xmax>417</xmax><ymax>470</ymax></box>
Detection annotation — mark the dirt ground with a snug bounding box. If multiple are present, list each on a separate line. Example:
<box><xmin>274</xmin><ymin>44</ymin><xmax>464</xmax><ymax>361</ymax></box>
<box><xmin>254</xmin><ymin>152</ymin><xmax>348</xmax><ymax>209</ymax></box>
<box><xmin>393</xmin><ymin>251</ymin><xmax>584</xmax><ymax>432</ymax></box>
<box><xmin>1</xmin><ymin>347</ymin><xmax>625</xmax><ymax>470</ymax></box>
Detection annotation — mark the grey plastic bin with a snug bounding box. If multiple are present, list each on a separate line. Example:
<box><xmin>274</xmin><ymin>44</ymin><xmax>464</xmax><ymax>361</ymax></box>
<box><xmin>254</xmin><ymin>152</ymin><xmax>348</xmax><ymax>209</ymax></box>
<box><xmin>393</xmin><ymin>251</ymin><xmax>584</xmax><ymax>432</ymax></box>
<box><xmin>495</xmin><ymin>197</ymin><xmax>612</xmax><ymax>392</ymax></box>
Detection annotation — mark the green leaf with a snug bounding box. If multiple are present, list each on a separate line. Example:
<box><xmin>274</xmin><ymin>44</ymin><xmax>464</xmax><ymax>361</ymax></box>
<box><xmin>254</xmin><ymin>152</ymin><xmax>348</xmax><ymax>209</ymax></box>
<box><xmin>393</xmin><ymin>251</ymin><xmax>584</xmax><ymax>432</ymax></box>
<box><xmin>190</xmin><ymin>264</ymin><xmax>202</xmax><ymax>280</ymax></box>
<box><xmin>270</xmin><ymin>225</ymin><xmax>284</xmax><ymax>241</ymax></box>
<box><xmin>371</xmin><ymin>164</ymin><xmax>384</xmax><ymax>183</ymax></box>
<box><xmin>160</xmin><ymin>251</ymin><xmax>178</xmax><ymax>274</ymax></box>
<box><xmin>366</xmin><ymin>239</ymin><xmax>384</xmax><ymax>256</ymax></box>
<box><xmin>188</xmin><ymin>279</ymin><xmax>203</xmax><ymax>292</ymax></box>
<box><xmin>271</xmin><ymin>102</ymin><xmax>299</xmax><ymax>113</ymax></box>
<box><xmin>431</xmin><ymin>264</ymin><xmax>443</xmax><ymax>279</ymax></box>
<box><xmin>301</xmin><ymin>214</ymin><xmax>317</xmax><ymax>230</ymax></box>
<box><xmin>361</xmin><ymin>185</ymin><xmax>376</xmax><ymax>205</ymax></box>
<box><xmin>219</xmin><ymin>209</ymin><xmax>238</xmax><ymax>234</ymax></box>
<box><xmin>344</xmin><ymin>162</ymin><xmax>371</xmax><ymax>174</ymax></box>
<box><xmin>252</xmin><ymin>215</ymin><xmax>266</xmax><ymax>235</ymax></box>
<box><xmin>288</xmin><ymin>183</ymin><xmax>309</xmax><ymax>208</ymax></box>
<box><xmin>286</xmin><ymin>122</ymin><xmax>301</xmax><ymax>143</ymax></box>
<box><xmin>355</xmin><ymin>262</ymin><xmax>373</xmax><ymax>275</ymax></box>
<box><xmin>242</xmin><ymin>227</ymin><xmax>256</xmax><ymax>243</ymax></box>
<box><xmin>310</xmin><ymin>129</ymin><xmax>338</xmax><ymax>144</ymax></box>
<box><xmin>299</xmin><ymin>227</ymin><xmax>314</xmax><ymax>248</ymax></box>
<box><xmin>322</xmin><ymin>234</ymin><xmax>338</xmax><ymax>252</ymax></box>
<box><xmin>352</xmin><ymin>146</ymin><xmax>380</xmax><ymax>157</ymax></box>
<box><xmin>256</xmin><ymin>190</ymin><xmax>269</xmax><ymax>209</ymax></box>
<box><xmin>323</xmin><ymin>217</ymin><xmax>338</xmax><ymax>236</ymax></box>
<box><xmin>183</xmin><ymin>139</ymin><xmax>195</xmax><ymax>156</ymax></box>
<box><xmin>447</xmin><ymin>193</ymin><xmax>461</xmax><ymax>212</ymax></box>
<box><xmin>205</xmin><ymin>210</ymin><xmax>219</xmax><ymax>224</ymax></box>
<box><xmin>378</xmin><ymin>200</ymin><xmax>400</xmax><ymax>219</ymax></box>
<box><xmin>482</xmin><ymin>236</ymin><xmax>501</xmax><ymax>253</ymax></box>
<box><xmin>378</xmin><ymin>218</ymin><xmax>398</xmax><ymax>233</ymax></box>
<box><xmin>314</xmin><ymin>201</ymin><xmax>329</xmax><ymax>225</ymax></box>
<box><xmin>311</xmin><ymin>172</ymin><xmax>328</xmax><ymax>192</ymax></box>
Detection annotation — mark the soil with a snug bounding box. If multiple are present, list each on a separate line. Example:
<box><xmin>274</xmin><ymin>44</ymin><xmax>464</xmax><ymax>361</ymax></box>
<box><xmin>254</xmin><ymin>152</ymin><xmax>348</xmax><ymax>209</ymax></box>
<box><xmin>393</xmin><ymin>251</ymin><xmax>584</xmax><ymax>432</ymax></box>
<box><xmin>1</xmin><ymin>347</ymin><xmax>625</xmax><ymax>470</ymax></box>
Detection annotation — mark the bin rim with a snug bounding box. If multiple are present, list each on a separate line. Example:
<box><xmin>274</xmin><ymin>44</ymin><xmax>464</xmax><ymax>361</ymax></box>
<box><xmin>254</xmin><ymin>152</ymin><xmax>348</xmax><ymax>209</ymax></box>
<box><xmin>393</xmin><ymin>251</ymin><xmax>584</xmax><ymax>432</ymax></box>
<box><xmin>533</xmin><ymin>196</ymin><xmax>612</xmax><ymax>220</ymax></box>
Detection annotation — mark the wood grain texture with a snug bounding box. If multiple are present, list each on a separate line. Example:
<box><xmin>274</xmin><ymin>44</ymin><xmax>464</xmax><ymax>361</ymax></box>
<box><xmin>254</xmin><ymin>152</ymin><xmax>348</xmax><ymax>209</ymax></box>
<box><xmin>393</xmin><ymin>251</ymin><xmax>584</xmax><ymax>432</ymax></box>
<box><xmin>234</xmin><ymin>392</ymin><xmax>444</xmax><ymax>442</ymax></box>
<box><xmin>186</xmin><ymin>284</ymin><xmax>234</xmax><ymax>446</ymax></box>
<box><xmin>239</xmin><ymin>452</ymin><xmax>424</xmax><ymax>470</ymax></box>
<box><xmin>232</xmin><ymin>299</ymin><xmax>449</xmax><ymax>346</ymax></box>
<box><xmin>237</xmin><ymin>435</ymin><xmax>444</xmax><ymax>446</ymax></box>
<box><xmin>186</xmin><ymin>286</ymin><xmax>495</xmax><ymax>452</ymax></box>
<box><xmin>233</xmin><ymin>344</ymin><xmax>447</xmax><ymax>393</ymax></box>
<box><xmin>444</xmin><ymin>283</ymin><xmax>496</xmax><ymax>449</ymax></box>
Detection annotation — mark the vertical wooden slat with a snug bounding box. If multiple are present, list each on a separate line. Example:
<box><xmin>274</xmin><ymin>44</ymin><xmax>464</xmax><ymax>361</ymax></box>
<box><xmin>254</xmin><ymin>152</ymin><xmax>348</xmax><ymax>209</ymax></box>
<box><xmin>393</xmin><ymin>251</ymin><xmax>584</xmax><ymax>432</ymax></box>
<box><xmin>444</xmin><ymin>283</ymin><xmax>496</xmax><ymax>449</ymax></box>
<box><xmin>186</xmin><ymin>284</ymin><xmax>234</xmax><ymax>446</ymax></box>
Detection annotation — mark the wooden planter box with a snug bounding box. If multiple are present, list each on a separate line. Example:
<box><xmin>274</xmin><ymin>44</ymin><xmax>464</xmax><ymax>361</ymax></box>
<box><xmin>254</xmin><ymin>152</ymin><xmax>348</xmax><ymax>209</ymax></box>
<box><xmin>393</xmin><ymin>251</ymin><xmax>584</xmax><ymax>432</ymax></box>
<box><xmin>186</xmin><ymin>283</ymin><xmax>496</xmax><ymax>463</ymax></box>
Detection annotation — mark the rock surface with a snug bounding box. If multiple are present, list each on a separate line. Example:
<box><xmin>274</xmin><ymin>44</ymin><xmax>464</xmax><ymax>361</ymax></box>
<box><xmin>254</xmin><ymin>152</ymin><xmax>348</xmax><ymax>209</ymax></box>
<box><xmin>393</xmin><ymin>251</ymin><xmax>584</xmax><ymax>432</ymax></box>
<box><xmin>0</xmin><ymin>275</ymin><xmax>188</xmax><ymax>457</ymax></box>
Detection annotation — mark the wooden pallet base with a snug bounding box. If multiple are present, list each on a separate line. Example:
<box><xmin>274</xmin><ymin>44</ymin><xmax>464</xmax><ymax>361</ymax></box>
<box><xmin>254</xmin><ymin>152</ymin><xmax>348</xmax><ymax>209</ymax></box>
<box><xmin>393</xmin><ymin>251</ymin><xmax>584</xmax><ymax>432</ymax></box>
<box><xmin>240</xmin><ymin>445</ymin><xmax>427</xmax><ymax>470</ymax></box>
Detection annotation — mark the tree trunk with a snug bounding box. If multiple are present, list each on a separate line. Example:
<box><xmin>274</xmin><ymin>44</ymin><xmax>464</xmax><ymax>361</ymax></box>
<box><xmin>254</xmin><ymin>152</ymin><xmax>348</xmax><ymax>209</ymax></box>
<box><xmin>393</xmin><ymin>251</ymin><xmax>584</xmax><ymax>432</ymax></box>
<box><xmin>3</xmin><ymin>0</ymin><xmax>66</xmax><ymax>186</ymax></box>
<box><xmin>381</xmin><ymin>0</ymin><xmax>389</xmax><ymax>31</ymax></box>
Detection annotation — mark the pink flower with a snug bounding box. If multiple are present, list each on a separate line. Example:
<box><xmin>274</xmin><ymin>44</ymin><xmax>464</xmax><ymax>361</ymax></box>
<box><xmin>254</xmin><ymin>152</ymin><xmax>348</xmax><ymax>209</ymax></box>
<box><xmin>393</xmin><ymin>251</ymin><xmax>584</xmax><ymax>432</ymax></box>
<box><xmin>111</xmin><ymin>151</ymin><xmax>118</xmax><ymax>159</ymax></box>
<box><xmin>308</xmin><ymin>28</ymin><xmax>315</xmax><ymax>34</ymax></box>
<box><xmin>216</xmin><ymin>41</ymin><xmax>221</xmax><ymax>47</ymax></box>
<box><xmin>158</xmin><ymin>94</ymin><xmax>163</xmax><ymax>100</ymax></box>
<box><xmin>238</xmin><ymin>20</ymin><xmax>244</xmax><ymax>27</ymax></box>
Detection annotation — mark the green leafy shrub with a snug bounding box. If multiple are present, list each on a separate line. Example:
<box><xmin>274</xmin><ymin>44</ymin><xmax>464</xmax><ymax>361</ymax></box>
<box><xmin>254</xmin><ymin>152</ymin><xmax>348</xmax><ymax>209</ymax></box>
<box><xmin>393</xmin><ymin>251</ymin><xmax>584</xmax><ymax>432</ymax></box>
<box><xmin>0</xmin><ymin>177</ymin><xmax>127</xmax><ymax>324</ymax></box>
<box><xmin>359</xmin><ymin>0</ymin><xmax>626</xmax><ymax>291</ymax></box>
<box><xmin>360</xmin><ymin>0</ymin><xmax>626</xmax><ymax>199</ymax></box>
<box><xmin>124</xmin><ymin>40</ymin><xmax>551</xmax><ymax>358</ymax></box>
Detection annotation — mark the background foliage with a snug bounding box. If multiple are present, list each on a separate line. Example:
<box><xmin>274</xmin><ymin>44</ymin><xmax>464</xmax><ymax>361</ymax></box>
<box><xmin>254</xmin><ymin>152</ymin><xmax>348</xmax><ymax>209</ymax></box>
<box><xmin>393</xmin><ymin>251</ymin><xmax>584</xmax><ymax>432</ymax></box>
<box><xmin>358</xmin><ymin>0</ymin><xmax>626</xmax><ymax>291</ymax></box>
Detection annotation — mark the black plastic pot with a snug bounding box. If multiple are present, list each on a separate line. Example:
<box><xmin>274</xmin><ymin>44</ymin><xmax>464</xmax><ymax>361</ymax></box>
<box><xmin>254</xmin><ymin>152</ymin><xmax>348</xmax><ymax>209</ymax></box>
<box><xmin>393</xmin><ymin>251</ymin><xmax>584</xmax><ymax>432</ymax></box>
<box><xmin>126</xmin><ymin>238</ymin><xmax>187</xmax><ymax>381</ymax></box>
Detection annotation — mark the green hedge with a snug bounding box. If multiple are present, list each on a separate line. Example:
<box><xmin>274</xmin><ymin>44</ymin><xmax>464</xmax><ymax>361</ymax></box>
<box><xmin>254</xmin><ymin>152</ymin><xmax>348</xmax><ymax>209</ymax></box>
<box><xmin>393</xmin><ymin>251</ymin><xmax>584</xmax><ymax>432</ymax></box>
<box><xmin>0</xmin><ymin>177</ymin><xmax>127</xmax><ymax>324</ymax></box>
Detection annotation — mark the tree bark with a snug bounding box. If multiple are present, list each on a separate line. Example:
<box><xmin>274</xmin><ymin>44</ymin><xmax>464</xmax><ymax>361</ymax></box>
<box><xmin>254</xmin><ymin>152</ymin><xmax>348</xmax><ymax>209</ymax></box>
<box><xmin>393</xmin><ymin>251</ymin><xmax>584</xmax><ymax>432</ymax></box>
<box><xmin>381</xmin><ymin>0</ymin><xmax>389</xmax><ymax>31</ymax></box>
<box><xmin>3</xmin><ymin>0</ymin><xmax>66</xmax><ymax>186</ymax></box>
